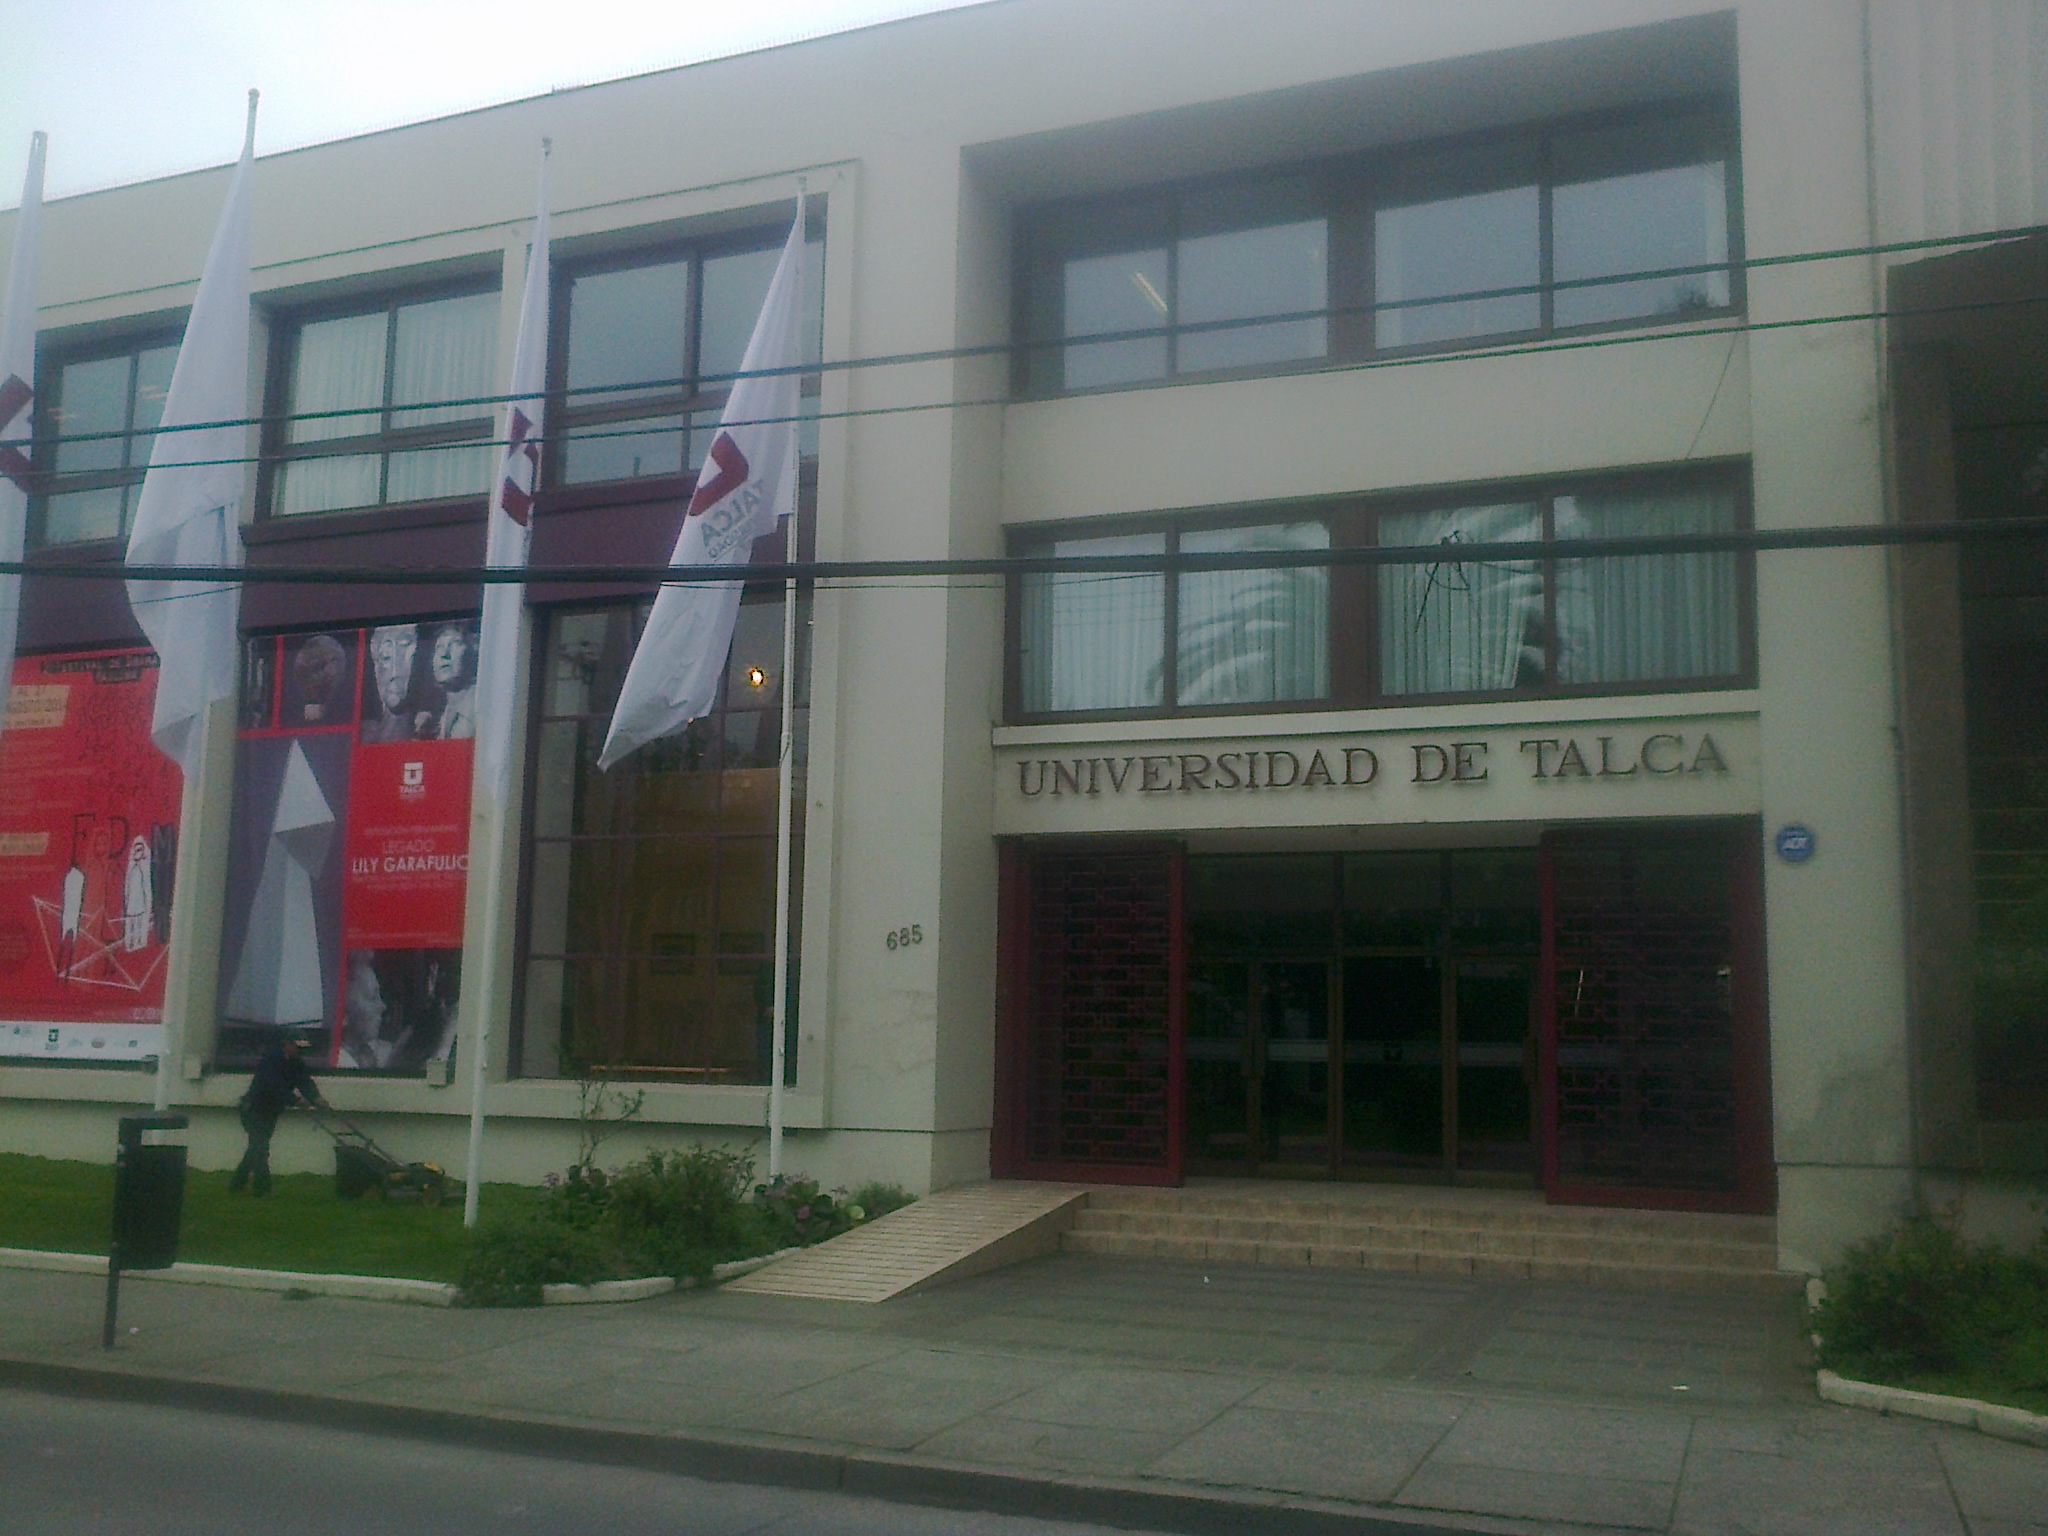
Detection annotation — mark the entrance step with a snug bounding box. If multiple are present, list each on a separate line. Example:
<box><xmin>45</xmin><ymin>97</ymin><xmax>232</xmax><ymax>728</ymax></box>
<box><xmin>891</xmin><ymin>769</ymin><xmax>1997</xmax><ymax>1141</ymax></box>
<box><xmin>1061</xmin><ymin>1184</ymin><xmax>1793</xmax><ymax>1292</ymax></box>
<box><xmin>721</xmin><ymin>1181</ymin><xmax>1087</xmax><ymax>1303</ymax></box>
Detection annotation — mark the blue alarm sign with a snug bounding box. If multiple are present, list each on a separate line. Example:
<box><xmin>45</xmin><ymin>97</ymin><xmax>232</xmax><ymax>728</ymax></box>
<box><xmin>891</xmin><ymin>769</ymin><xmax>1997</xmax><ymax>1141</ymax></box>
<box><xmin>1775</xmin><ymin>824</ymin><xmax>1816</xmax><ymax>864</ymax></box>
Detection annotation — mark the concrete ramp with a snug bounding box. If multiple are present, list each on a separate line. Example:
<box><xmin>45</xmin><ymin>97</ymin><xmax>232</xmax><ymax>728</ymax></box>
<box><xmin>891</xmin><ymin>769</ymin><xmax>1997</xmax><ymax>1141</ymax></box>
<box><xmin>721</xmin><ymin>1182</ymin><xmax>1086</xmax><ymax>1303</ymax></box>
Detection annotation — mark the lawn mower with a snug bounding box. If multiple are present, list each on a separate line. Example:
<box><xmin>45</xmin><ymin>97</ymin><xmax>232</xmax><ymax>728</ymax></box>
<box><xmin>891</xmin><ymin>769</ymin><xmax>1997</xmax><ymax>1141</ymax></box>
<box><xmin>313</xmin><ymin>1112</ymin><xmax>450</xmax><ymax>1206</ymax></box>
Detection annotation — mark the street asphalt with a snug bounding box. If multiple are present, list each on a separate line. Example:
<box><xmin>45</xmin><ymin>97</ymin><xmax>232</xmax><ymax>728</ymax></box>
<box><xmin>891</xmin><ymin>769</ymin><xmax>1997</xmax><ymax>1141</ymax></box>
<box><xmin>2</xmin><ymin>1251</ymin><xmax>2043</xmax><ymax>1534</ymax></box>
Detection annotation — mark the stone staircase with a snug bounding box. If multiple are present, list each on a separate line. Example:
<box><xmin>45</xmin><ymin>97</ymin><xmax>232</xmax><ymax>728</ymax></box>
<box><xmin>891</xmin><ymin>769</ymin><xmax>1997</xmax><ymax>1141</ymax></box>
<box><xmin>1062</xmin><ymin>1182</ymin><xmax>1793</xmax><ymax>1292</ymax></box>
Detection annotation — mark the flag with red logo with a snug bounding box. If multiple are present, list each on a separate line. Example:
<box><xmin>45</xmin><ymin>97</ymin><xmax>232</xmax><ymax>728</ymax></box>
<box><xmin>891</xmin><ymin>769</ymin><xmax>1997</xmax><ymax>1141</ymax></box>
<box><xmin>0</xmin><ymin>133</ymin><xmax>47</xmax><ymax>747</ymax></box>
<box><xmin>599</xmin><ymin>194</ymin><xmax>805</xmax><ymax>769</ymax></box>
<box><xmin>126</xmin><ymin>98</ymin><xmax>257</xmax><ymax>779</ymax></box>
<box><xmin>473</xmin><ymin>148</ymin><xmax>551</xmax><ymax>807</ymax></box>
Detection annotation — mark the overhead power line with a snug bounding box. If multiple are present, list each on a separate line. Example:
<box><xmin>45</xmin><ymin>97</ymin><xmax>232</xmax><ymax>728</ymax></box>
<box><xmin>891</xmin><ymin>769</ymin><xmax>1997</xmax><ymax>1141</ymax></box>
<box><xmin>10</xmin><ymin>516</ymin><xmax>2046</xmax><ymax>588</ymax></box>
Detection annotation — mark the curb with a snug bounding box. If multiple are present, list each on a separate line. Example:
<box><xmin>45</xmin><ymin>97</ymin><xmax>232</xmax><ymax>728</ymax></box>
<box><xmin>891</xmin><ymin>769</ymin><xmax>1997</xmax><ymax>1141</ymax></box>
<box><xmin>1816</xmin><ymin>1369</ymin><xmax>2048</xmax><ymax>1448</ymax></box>
<box><xmin>0</xmin><ymin>1356</ymin><xmax>1499</xmax><ymax>1536</ymax></box>
<box><xmin>1</xmin><ymin>1248</ymin><xmax>455</xmax><ymax>1307</ymax></box>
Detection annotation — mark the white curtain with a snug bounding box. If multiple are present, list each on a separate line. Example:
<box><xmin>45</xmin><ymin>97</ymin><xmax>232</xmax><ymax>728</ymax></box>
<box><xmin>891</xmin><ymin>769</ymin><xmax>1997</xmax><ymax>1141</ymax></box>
<box><xmin>1178</xmin><ymin>522</ymin><xmax>1328</xmax><ymax>705</ymax></box>
<box><xmin>387</xmin><ymin>292</ymin><xmax>498</xmax><ymax>503</ymax></box>
<box><xmin>279</xmin><ymin>311</ymin><xmax>383</xmax><ymax>515</ymax></box>
<box><xmin>1020</xmin><ymin>533</ymin><xmax>1165</xmax><ymax>712</ymax></box>
<box><xmin>1554</xmin><ymin>487</ymin><xmax>1738</xmax><ymax>684</ymax></box>
<box><xmin>1378</xmin><ymin>502</ymin><xmax>1542</xmax><ymax>694</ymax></box>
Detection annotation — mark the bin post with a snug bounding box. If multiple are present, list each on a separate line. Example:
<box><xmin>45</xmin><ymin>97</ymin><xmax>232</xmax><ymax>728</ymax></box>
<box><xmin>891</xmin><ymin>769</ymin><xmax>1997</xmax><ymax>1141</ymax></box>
<box><xmin>104</xmin><ymin>1113</ymin><xmax>189</xmax><ymax>1349</ymax></box>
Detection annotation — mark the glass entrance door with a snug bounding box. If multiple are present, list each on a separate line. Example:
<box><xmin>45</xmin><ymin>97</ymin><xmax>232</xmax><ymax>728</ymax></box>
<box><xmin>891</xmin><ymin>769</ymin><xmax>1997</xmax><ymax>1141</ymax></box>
<box><xmin>1185</xmin><ymin>959</ymin><xmax>1330</xmax><ymax>1169</ymax></box>
<box><xmin>1454</xmin><ymin>961</ymin><xmax>1534</xmax><ymax>1176</ymax></box>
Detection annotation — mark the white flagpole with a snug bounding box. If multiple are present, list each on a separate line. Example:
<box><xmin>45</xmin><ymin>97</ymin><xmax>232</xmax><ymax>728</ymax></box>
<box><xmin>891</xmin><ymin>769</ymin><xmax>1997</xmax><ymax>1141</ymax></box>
<box><xmin>465</xmin><ymin>140</ymin><xmax>552</xmax><ymax>1228</ymax></box>
<box><xmin>767</xmin><ymin>185</ymin><xmax>806</xmax><ymax>1182</ymax></box>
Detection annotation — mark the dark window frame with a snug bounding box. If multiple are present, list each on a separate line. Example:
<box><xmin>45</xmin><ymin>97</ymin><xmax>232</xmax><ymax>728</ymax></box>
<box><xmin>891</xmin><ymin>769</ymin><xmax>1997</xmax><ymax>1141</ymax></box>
<box><xmin>28</xmin><ymin>324</ymin><xmax>185</xmax><ymax>549</ymax></box>
<box><xmin>1004</xmin><ymin>460</ymin><xmax>1756</xmax><ymax>724</ymax></box>
<box><xmin>259</xmin><ymin>277</ymin><xmax>500</xmax><ymax>521</ymax></box>
<box><xmin>545</xmin><ymin>212</ymin><xmax>826</xmax><ymax>494</ymax></box>
<box><xmin>1014</xmin><ymin>95</ymin><xmax>1742</xmax><ymax>397</ymax></box>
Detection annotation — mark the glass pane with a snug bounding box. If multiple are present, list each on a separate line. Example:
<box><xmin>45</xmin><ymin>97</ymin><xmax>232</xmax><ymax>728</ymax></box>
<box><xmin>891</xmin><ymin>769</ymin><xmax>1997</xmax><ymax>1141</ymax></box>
<box><xmin>289</xmin><ymin>312</ymin><xmax>386</xmax><ymax>443</ymax></box>
<box><xmin>1377</xmin><ymin>502</ymin><xmax>1544</xmax><ymax>695</ymax></box>
<box><xmin>1177</xmin><ymin>203</ymin><xmax>1327</xmax><ymax>372</ymax></box>
<box><xmin>1261</xmin><ymin>963</ymin><xmax>1329</xmax><ymax>1165</ymax></box>
<box><xmin>1449</xmin><ymin>849</ymin><xmax>1539</xmax><ymax>947</ymax></box>
<box><xmin>42</xmin><ymin>485</ymin><xmax>126</xmax><ymax>545</ymax></box>
<box><xmin>530</xmin><ymin>720</ymin><xmax>584</xmax><ymax>840</ymax></box>
<box><xmin>567</xmin><ymin>259</ymin><xmax>689</xmax><ymax>403</ymax></box>
<box><xmin>518</xmin><ymin>956</ymin><xmax>569</xmax><ymax>1077</ymax></box>
<box><xmin>1554</xmin><ymin>116</ymin><xmax>1730</xmax><ymax>327</ymax></box>
<box><xmin>130</xmin><ymin>345</ymin><xmax>178</xmax><ymax>465</ymax></box>
<box><xmin>1063</xmin><ymin>246</ymin><xmax>1170</xmax><ymax>389</ymax></box>
<box><xmin>1186</xmin><ymin>961</ymin><xmax>1250</xmax><ymax>1163</ymax></box>
<box><xmin>715</xmin><ymin>838</ymin><xmax>777</xmax><ymax>954</ymax></box>
<box><xmin>275</xmin><ymin>452</ymin><xmax>381</xmax><ymax>516</ymax></box>
<box><xmin>1342</xmin><ymin>956</ymin><xmax>1443</xmax><ymax>1166</ymax></box>
<box><xmin>700</xmin><ymin>244</ymin><xmax>780</xmax><ymax>386</ymax></box>
<box><xmin>1188</xmin><ymin>855</ymin><xmax>1334</xmax><ymax>950</ymax></box>
<box><xmin>697</xmin><ymin>235</ymin><xmax>825</xmax><ymax>388</ymax></box>
<box><xmin>391</xmin><ymin>291</ymin><xmax>498</xmax><ymax>430</ymax></box>
<box><xmin>1017</xmin><ymin>533</ymin><xmax>1165</xmax><ymax>712</ymax></box>
<box><xmin>386</xmin><ymin>441</ymin><xmax>492</xmax><ymax>504</ymax></box>
<box><xmin>1178</xmin><ymin>521</ymin><xmax>1329</xmax><ymax>705</ymax></box>
<box><xmin>1342</xmin><ymin>852</ymin><xmax>1442</xmax><ymax>947</ymax></box>
<box><xmin>526</xmin><ymin>839</ymin><xmax>616</xmax><ymax>960</ymax></box>
<box><xmin>619</xmin><ymin>837</ymin><xmax>715</xmax><ymax>959</ymax></box>
<box><xmin>51</xmin><ymin>355</ymin><xmax>128</xmax><ymax>474</ymax></box>
<box><xmin>1553</xmin><ymin>486</ymin><xmax>1740</xmax><ymax>684</ymax></box>
<box><xmin>1456</xmin><ymin>964</ymin><xmax>1533</xmax><ymax>1173</ymax></box>
<box><xmin>562</xmin><ymin>415</ymin><xmax>687</xmax><ymax>484</ymax></box>
<box><xmin>1376</xmin><ymin>155</ymin><xmax>1540</xmax><ymax>347</ymax></box>
<box><xmin>544</xmin><ymin>609</ymin><xmax>629</xmax><ymax>716</ymax></box>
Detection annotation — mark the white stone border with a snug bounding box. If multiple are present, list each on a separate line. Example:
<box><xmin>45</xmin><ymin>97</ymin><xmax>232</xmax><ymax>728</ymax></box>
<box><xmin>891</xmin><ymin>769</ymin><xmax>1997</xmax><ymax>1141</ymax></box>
<box><xmin>1</xmin><ymin>1247</ymin><xmax>455</xmax><ymax>1307</ymax></box>
<box><xmin>1817</xmin><ymin>1370</ymin><xmax>2048</xmax><ymax>1448</ymax></box>
<box><xmin>4</xmin><ymin>1243</ymin><xmax>806</xmax><ymax>1309</ymax></box>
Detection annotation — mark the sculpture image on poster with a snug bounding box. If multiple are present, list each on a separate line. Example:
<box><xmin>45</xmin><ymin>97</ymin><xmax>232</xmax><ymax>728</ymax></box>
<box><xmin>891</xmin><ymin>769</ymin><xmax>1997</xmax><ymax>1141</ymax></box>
<box><xmin>220</xmin><ymin>623</ymin><xmax>475</xmax><ymax>1074</ymax></box>
<box><xmin>0</xmin><ymin>649</ymin><xmax>183</xmax><ymax>1062</ymax></box>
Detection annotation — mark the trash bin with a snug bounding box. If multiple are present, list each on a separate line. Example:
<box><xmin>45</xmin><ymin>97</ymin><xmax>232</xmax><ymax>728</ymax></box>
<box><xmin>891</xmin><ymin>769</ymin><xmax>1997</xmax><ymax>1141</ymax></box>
<box><xmin>112</xmin><ymin>1113</ymin><xmax>188</xmax><ymax>1272</ymax></box>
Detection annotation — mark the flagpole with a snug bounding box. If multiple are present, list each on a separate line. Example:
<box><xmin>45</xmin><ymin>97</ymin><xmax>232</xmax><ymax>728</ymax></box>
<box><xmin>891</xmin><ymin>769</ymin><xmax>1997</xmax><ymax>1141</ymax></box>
<box><xmin>465</xmin><ymin>139</ymin><xmax>552</xmax><ymax>1228</ymax></box>
<box><xmin>767</xmin><ymin>185</ymin><xmax>806</xmax><ymax>1183</ymax></box>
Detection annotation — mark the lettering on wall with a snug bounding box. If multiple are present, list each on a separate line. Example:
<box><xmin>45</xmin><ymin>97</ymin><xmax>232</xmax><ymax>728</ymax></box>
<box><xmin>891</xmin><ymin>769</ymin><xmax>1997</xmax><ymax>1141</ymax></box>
<box><xmin>1012</xmin><ymin>732</ymin><xmax>1730</xmax><ymax>798</ymax></box>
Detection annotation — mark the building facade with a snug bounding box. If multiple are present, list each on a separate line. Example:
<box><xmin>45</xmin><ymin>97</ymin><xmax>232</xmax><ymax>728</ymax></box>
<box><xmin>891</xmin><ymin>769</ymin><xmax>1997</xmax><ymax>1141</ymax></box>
<box><xmin>3</xmin><ymin>0</ymin><xmax>2044</xmax><ymax>1272</ymax></box>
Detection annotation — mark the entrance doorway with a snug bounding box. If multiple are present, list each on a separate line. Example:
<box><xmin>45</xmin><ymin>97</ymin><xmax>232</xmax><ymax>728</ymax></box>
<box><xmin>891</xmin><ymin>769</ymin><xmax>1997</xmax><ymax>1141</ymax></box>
<box><xmin>1184</xmin><ymin>850</ymin><xmax>1539</xmax><ymax>1181</ymax></box>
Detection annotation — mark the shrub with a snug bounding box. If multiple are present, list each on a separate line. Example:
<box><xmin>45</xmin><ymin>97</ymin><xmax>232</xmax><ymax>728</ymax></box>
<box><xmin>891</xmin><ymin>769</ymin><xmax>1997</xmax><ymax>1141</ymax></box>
<box><xmin>457</xmin><ymin>1144</ymin><xmax>757</xmax><ymax>1306</ymax></box>
<box><xmin>1815</xmin><ymin>1215</ymin><xmax>2048</xmax><ymax>1403</ymax></box>
<box><xmin>751</xmin><ymin>1175</ymin><xmax>916</xmax><ymax>1248</ymax></box>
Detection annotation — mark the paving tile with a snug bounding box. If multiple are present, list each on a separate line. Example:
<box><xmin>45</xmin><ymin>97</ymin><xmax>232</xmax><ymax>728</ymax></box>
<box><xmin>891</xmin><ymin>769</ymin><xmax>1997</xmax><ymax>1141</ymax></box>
<box><xmin>1937</xmin><ymin>1428</ymin><xmax>2048</xmax><ymax>1528</ymax></box>
<box><xmin>1397</xmin><ymin>1462</ymin><xmax>1674</xmax><ymax>1529</ymax></box>
<box><xmin>914</xmin><ymin>1413</ymin><xmax>1186</xmax><ymax>1477</ymax></box>
<box><xmin>1149</xmin><ymin>1404</ymin><xmax>1449</xmax><ymax>1503</ymax></box>
<box><xmin>988</xmin><ymin>1364</ymin><xmax>1258</xmax><ymax>1435</ymax></box>
<box><xmin>1244</xmin><ymin>1376</ymin><xmax>1468</xmax><ymax>1424</ymax></box>
<box><xmin>1424</xmin><ymin>1399</ymin><xmax>1691</xmax><ymax>1482</ymax></box>
<box><xmin>1672</xmin><ymin>1441</ymin><xmax>1966</xmax><ymax>1536</ymax></box>
<box><xmin>725</xmin><ymin>1348</ymin><xmax>1062</xmax><ymax>1450</ymax></box>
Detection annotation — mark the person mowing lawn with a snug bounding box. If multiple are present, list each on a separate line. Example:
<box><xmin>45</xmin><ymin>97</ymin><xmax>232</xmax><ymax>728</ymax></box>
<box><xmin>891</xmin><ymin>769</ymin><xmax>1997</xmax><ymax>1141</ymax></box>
<box><xmin>229</xmin><ymin>1034</ymin><xmax>328</xmax><ymax>1197</ymax></box>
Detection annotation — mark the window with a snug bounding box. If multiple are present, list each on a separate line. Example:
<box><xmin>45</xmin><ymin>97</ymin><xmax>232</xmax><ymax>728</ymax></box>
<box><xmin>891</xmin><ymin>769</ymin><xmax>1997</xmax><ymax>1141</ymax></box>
<box><xmin>267</xmin><ymin>286</ymin><xmax>498</xmax><ymax>517</ymax></box>
<box><xmin>518</xmin><ymin>592</ymin><xmax>807</xmax><ymax>1078</ymax></box>
<box><xmin>1017</xmin><ymin>102</ymin><xmax>1736</xmax><ymax>394</ymax></box>
<box><xmin>1008</xmin><ymin>470</ymin><xmax>1747</xmax><ymax>719</ymax></box>
<box><xmin>553</xmin><ymin>223</ymin><xmax>825</xmax><ymax>487</ymax></box>
<box><xmin>33</xmin><ymin>334</ymin><xmax>180</xmax><ymax>545</ymax></box>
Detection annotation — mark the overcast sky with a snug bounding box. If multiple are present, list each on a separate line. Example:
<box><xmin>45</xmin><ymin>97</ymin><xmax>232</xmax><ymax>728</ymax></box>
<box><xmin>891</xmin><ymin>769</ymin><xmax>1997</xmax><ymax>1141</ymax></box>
<box><xmin>0</xmin><ymin>0</ymin><xmax>989</xmax><ymax>204</ymax></box>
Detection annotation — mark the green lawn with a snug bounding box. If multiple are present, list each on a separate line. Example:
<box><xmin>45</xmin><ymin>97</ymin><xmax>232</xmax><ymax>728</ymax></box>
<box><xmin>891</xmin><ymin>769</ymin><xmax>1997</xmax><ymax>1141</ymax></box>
<box><xmin>0</xmin><ymin>1153</ymin><xmax>545</xmax><ymax>1283</ymax></box>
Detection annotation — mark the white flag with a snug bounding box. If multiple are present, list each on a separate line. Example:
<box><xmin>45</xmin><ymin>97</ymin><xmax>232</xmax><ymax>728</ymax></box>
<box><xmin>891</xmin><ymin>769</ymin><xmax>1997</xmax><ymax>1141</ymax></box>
<box><xmin>126</xmin><ymin>96</ymin><xmax>257</xmax><ymax>779</ymax></box>
<box><xmin>599</xmin><ymin>194</ymin><xmax>805</xmax><ymax>769</ymax></box>
<box><xmin>0</xmin><ymin>132</ymin><xmax>46</xmax><ymax>745</ymax></box>
<box><xmin>474</xmin><ymin>149</ymin><xmax>551</xmax><ymax>807</ymax></box>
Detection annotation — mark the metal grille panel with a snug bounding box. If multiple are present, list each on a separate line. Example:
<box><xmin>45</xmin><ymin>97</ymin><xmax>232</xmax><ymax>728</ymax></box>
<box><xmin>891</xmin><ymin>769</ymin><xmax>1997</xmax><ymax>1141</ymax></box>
<box><xmin>1549</xmin><ymin>829</ymin><xmax>1740</xmax><ymax>1194</ymax></box>
<box><xmin>1024</xmin><ymin>849</ymin><xmax>1176</xmax><ymax>1171</ymax></box>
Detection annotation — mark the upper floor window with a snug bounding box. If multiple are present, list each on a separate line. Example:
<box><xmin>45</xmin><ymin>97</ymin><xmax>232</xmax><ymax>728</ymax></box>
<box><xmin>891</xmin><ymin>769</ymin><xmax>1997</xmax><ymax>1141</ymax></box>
<box><xmin>1017</xmin><ymin>102</ymin><xmax>1736</xmax><ymax>394</ymax></box>
<box><xmin>266</xmin><ymin>285</ymin><xmax>498</xmax><ymax>517</ymax></box>
<box><xmin>552</xmin><ymin>221</ymin><xmax>825</xmax><ymax>487</ymax></box>
<box><xmin>33</xmin><ymin>332</ymin><xmax>180</xmax><ymax>545</ymax></box>
<box><xmin>1009</xmin><ymin>468</ymin><xmax>1748</xmax><ymax>720</ymax></box>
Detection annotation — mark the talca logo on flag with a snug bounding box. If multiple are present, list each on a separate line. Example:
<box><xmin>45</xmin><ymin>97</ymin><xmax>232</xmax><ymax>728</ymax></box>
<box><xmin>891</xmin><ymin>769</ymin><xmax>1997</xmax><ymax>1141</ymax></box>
<box><xmin>401</xmin><ymin>760</ymin><xmax>425</xmax><ymax>799</ymax></box>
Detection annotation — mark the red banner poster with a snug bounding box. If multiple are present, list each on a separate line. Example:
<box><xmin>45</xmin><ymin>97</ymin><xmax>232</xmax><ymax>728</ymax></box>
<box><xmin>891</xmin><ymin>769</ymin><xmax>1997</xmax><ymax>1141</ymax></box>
<box><xmin>0</xmin><ymin>649</ymin><xmax>182</xmax><ymax>1062</ymax></box>
<box><xmin>220</xmin><ymin>620</ymin><xmax>476</xmax><ymax>1074</ymax></box>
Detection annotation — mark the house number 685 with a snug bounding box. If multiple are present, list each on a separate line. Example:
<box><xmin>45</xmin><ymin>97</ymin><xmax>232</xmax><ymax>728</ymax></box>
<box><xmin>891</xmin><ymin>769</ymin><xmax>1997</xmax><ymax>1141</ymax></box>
<box><xmin>886</xmin><ymin>925</ymin><xmax>924</xmax><ymax>951</ymax></box>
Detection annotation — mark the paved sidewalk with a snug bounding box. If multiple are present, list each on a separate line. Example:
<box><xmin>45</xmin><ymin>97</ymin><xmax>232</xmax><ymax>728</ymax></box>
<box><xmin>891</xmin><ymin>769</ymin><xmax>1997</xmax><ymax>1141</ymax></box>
<box><xmin>3</xmin><ymin>1253</ymin><xmax>2043</xmax><ymax>1535</ymax></box>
